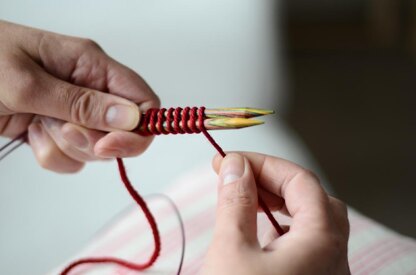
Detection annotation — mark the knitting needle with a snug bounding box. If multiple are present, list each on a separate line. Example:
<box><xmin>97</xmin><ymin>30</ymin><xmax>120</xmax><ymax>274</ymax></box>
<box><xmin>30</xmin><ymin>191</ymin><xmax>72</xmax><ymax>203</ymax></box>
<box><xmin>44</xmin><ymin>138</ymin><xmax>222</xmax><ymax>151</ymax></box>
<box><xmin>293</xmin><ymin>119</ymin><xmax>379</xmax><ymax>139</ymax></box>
<box><xmin>205</xmin><ymin>117</ymin><xmax>264</xmax><ymax>129</ymax></box>
<box><xmin>204</xmin><ymin>107</ymin><xmax>275</xmax><ymax>118</ymax></box>
<box><xmin>0</xmin><ymin>108</ymin><xmax>274</xmax><ymax>159</ymax></box>
<box><xmin>138</xmin><ymin>117</ymin><xmax>265</xmax><ymax>133</ymax></box>
<box><xmin>204</xmin><ymin>107</ymin><xmax>274</xmax><ymax>128</ymax></box>
<box><xmin>0</xmin><ymin>138</ymin><xmax>25</xmax><ymax>161</ymax></box>
<box><xmin>0</xmin><ymin>131</ymin><xmax>27</xmax><ymax>161</ymax></box>
<box><xmin>151</xmin><ymin>108</ymin><xmax>274</xmax><ymax>120</ymax></box>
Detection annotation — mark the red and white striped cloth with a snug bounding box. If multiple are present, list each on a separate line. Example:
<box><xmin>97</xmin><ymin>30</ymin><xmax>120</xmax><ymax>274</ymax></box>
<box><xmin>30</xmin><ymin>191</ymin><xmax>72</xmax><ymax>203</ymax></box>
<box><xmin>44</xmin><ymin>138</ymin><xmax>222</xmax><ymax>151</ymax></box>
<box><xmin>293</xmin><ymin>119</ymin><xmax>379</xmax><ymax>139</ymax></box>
<box><xmin>51</xmin><ymin>165</ymin><xmax>416</xmax><ymax>275</ymax></box>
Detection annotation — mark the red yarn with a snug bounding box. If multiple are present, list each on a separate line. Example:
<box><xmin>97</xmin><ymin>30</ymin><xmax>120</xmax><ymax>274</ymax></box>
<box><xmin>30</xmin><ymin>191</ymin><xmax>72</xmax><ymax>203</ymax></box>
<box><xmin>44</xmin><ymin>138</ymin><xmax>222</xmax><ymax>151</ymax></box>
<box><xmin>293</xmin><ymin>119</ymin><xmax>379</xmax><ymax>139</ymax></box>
<box><xmin>136</xmin><ymin>106</ymin><xmax>204</xmax><ymax>136</ymax></box>
<box><xmin>60</xmin><ymin>158</ymin><xmax>161</xmax><ymax>275</ymax></box>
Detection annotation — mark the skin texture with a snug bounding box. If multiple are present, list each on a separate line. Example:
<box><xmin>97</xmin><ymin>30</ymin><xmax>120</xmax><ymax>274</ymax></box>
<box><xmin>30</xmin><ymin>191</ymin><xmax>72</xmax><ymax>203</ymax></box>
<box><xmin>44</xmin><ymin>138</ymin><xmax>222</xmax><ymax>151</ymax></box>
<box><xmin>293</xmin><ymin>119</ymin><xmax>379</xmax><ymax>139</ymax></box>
<box><xmin>201</xmin><ymin>152</ymin><xmax>350</xmax><ymax>275</ymax></box>
<box><xmin>0</xmin><ymin>20</ymin><xmax>160</xmax><ymax>173</ymax></box>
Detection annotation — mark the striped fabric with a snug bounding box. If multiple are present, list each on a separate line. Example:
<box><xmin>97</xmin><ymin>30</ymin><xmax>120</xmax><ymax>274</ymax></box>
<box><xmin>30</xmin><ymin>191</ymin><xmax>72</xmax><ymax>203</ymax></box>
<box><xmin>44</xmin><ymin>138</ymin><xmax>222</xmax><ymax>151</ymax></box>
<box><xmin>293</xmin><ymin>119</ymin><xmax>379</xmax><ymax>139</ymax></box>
<box><xmin>50</xmin><ymin>165</ymin><xmax>416</xmax><ymax>275</ymax></box>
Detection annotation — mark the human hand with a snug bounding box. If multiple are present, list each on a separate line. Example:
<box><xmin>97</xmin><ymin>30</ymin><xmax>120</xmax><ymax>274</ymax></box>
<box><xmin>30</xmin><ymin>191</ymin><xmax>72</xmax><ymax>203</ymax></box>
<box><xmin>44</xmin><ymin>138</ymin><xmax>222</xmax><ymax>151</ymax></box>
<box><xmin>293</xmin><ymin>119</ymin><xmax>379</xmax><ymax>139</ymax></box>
<box><xmin>0</xmin><ymin>21</ymin><xmax>159</xmax><ymax>173</ymax></box>
<box><xmin>201</xmin><ymin>152</ymin><xmax>350</xmax><ymax>275</ymax></box>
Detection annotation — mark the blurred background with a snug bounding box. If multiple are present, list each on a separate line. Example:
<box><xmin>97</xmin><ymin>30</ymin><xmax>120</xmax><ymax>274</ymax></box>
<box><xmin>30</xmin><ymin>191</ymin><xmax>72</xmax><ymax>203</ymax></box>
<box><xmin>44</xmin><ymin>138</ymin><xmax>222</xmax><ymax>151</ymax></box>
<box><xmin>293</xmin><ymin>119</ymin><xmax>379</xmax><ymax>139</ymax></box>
<box><xmin>0</xmin><ymin>0</ymin><xmax>415</xmax><ymax>274</ymax></box>
<box><xmin>282</xmin><ymin>0</ymin><xmax>416</xmax><ymax>238</ymax></box>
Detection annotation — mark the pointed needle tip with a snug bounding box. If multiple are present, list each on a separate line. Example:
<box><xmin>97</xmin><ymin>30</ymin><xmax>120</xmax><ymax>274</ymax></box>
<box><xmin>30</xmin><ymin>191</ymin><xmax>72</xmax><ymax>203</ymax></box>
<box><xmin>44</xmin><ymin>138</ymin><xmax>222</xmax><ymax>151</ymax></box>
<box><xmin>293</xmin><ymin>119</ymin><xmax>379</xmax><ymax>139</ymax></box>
<box><xmin>248</xmin><ymin>119</ymin><xmax>264</xmax><ymax>126</ymax></box>
<box><xmin>205</xmin><ymin>107</ymin><xmax>275</xmax><ymax>118</ymax></box>
<box><xmin>239</xmin><ymin>107</ymin><xmax>275</xmax><ymax>117</ymax></box>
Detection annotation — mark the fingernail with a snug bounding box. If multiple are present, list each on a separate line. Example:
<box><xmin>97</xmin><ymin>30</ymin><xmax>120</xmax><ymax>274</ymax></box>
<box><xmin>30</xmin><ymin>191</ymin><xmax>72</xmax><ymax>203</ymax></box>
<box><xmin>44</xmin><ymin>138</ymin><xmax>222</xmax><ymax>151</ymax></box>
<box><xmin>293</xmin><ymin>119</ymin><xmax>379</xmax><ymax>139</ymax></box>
<box><xmin>41</xmin><ymin>116</ymin><xmax>61</xmax><ymax>129</ymax></box>
<box><xmin>220</xmin><ymin>154</ymin><xmax>245</xmax><ymax>185</ymax></box>
<box><xmin>105</xmin><ymin>104</ymin><xmax>139</xmax><ymax>130</ymax></box>
<box><xmin>62</xmin><ymin>127</ymin><xmax>89</xmax><ymax>149</ymax></box>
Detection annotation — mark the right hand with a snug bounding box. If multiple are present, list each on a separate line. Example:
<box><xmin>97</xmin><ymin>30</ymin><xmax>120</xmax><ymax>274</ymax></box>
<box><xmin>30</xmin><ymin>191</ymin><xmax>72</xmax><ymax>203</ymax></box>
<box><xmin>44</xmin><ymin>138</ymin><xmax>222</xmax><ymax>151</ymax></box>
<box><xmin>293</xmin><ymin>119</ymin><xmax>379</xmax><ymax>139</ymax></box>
<box><xmin>0</xmin><ymin>20</ymin><xmax>160</xmax><ymax>173</ymax></box>
<box><xmin>202</xmin><ymin>152</ymin><xmax>350</xmax><ymax>275</ymax></box>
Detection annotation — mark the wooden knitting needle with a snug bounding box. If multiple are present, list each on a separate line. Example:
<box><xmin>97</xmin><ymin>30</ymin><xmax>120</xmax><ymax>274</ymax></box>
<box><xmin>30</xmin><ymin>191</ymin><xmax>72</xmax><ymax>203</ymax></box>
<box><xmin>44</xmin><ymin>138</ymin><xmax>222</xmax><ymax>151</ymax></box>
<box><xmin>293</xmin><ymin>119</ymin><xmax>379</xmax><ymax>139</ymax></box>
<box><xmin>138</xmin><ymin>117</ymin><xmax>265</xmax><ymax>133</ymax></box>
<box><xmin>204</xmin><ymin>117</ymin><xmax>264</xmax><ymax>130</ymax></box>
<box><xmin>150</xmin><ymin>107</ymin><xmax>274</xmax><ymax>120</ymax></box>
<box><xmin>137</xmin><ymin>107</ymin><xmax>275</xmax><ymax>133</ymax></box>
<box><xmin>204</xmin><ymin>107</ymin><xmax>275</xmax><ymax>118</ymax></box>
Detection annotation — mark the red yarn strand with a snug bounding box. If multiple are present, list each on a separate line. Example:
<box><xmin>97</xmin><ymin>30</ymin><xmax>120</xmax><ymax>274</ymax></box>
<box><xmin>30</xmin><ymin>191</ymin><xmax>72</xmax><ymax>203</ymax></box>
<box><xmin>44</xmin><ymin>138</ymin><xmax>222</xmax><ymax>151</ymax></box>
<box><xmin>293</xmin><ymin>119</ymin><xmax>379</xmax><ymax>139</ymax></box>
<box><xmin>197</xmin><ymin>107</ymin><xmax>284</xmax><ymax>236</ymax></box>
<box><xmin>60</xmin><ymin>158</ymin><xmax>161</xmax><ymax>275</ymax></box>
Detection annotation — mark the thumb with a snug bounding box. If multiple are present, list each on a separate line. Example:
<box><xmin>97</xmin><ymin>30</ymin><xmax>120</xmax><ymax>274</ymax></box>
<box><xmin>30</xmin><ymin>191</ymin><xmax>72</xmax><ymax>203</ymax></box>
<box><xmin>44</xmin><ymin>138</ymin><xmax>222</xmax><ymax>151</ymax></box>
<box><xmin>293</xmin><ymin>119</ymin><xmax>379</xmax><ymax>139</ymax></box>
<box><xmin>214</xmin><ymin>153</ymin><xmax>259</xmax><ymax>246</ymax></box>
<box><xmin>19</xmin><ymin>73</ymin><xmax>140</xmax><ymax>132</ymax></box>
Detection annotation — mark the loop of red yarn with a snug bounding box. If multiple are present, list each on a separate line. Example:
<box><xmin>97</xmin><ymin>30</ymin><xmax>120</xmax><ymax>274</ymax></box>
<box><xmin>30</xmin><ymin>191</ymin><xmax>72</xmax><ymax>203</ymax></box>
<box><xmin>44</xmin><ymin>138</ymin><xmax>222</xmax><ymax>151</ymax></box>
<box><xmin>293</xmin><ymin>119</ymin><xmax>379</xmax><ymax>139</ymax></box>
<box><xmin>136</xmin><ymin>106</ymin><xmax>205</xmax><ymax>136</ymax></box>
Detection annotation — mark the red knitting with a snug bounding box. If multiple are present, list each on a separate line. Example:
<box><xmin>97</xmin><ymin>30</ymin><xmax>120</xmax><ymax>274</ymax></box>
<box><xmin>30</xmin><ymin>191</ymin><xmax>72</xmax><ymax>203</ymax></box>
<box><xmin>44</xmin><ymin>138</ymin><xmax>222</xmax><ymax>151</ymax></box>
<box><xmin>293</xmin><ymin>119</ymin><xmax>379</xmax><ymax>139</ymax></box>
<box><xmin>136</xmin><ymin>106</ymin><xmax>204</xmax><ymax>136</ymax></box>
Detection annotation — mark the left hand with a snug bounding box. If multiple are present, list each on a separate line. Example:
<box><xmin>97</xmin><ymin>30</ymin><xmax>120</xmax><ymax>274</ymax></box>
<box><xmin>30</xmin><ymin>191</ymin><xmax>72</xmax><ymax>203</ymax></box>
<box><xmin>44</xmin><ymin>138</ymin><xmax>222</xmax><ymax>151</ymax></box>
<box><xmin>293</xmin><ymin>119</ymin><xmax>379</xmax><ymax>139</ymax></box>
<box><xmin>0</xmin><ymin>21</ymin><xmax>160</xmax><ymax>173</ymax></box>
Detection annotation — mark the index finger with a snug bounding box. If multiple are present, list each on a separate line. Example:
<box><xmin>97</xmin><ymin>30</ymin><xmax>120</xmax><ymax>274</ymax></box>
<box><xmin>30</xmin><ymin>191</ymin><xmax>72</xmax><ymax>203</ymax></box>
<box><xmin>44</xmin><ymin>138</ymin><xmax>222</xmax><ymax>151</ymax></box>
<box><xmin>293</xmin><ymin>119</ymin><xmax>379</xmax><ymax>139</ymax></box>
<box><xmin>213</xmin><ymin>152</ymin><xmax>331</xmax><ymax>232</ymax></box>
<box><xmin>105</xmin><ymin>58</ymin><xmax>160</xmax><ymax>111</ymax></box>
<box><xmin>91</xmin><ymin>58</ymin><xmax>160</xmax><ymax>157</ymax></box>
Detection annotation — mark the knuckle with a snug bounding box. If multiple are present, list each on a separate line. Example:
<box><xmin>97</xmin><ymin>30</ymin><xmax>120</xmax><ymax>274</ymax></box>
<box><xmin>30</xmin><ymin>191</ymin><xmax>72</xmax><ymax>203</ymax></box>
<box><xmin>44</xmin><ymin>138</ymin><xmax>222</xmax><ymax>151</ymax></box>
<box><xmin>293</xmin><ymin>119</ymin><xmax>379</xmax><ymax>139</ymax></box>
<box><xmin>329</xmin><ymin>196</ymin><xmax>350</xmax><ymax>235</ymax></box>
<box><xmin>67</xmin><ymin>88</ymin><xmax>101</xmax><ymax>126</ymax></box>
<box><xmin>79</xmin><ymin>38</ymin><xmax>102</xmax><ymax>51</ymax></box>
<box><xmin>153</xmin><ymin>94</ymin><xmax>161</xmax><ymax>108</ymax></box>
<box><xmin>220</xmin><ymin>192</ymin><xmax>255</xmax><ymax>210</ymax></box>
<box><xmin>331</xmin><ymin>197</ymin><xmax>348</xmax><ymax>214</ymax></box>
<box><xmin>298</xmin><ymin>169</ymin><xmax>321</xmax><ymax>183</ymax></box>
